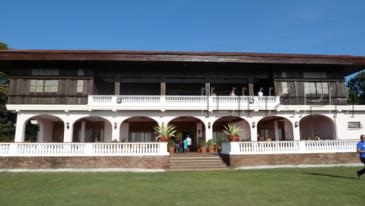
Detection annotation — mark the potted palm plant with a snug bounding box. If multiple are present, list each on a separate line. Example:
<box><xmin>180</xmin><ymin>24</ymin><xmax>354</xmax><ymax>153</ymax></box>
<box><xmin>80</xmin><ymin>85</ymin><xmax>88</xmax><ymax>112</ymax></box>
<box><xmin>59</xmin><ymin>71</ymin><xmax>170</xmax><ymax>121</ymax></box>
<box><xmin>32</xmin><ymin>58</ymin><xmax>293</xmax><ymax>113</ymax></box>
<box><xmin>207</xmin><ymin>139</ymin><xmax>216</xmax><ymax>153</ymax></box>
<box><xmin>222</xmin><ymin>123</ymin><xmax>243</xmax><ymax>142</ymax></box>
<box><xmin>153</xmin><ymin>124</ymin><xmax>177</xmax><ymax>142</ymax></box>
<box><xmin>198</xmin><ymin>137</ymin><xmax>207</xmax><ymax>153</ymax></box>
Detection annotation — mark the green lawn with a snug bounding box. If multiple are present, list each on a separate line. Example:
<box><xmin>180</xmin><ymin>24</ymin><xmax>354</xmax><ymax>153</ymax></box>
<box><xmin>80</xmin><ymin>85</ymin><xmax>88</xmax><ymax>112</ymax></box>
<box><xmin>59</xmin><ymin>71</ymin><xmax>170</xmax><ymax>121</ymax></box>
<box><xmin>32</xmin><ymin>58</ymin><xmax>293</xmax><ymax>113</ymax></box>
<box><xmin>0</xmin><ymin>167</ymin><xmax>364</xmax><ymax>206</ymax></box>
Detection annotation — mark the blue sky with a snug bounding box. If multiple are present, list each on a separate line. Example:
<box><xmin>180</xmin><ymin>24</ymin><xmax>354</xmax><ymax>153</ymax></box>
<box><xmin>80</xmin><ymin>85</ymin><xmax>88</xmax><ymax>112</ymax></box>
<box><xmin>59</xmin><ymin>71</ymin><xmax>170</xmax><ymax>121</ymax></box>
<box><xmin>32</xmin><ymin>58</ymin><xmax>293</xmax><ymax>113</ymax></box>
<box><xmin>1</xmin><ymin>0</ymin><xmax>365</xmax><ymax>56</ymax></box>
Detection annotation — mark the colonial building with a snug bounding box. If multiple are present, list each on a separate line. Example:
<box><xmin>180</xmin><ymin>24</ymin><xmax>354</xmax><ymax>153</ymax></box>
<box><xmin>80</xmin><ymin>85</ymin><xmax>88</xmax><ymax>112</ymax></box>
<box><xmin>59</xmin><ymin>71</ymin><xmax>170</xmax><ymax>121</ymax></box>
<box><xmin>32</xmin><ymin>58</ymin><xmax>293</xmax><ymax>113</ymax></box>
<box><xmin>0</xmin><ymin>50</ymin><xmax>364</xmax><ymax>169</ymax></box>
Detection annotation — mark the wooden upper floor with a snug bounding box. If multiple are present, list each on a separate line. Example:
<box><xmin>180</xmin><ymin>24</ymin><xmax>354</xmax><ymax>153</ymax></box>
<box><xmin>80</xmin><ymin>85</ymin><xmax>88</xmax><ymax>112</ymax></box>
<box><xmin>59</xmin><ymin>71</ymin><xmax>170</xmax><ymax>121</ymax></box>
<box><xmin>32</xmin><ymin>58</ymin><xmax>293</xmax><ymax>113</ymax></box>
<box><xmin>1</xmin><ymin>50</ymin><xmax>365</xmax><ymax>105</ymax></box>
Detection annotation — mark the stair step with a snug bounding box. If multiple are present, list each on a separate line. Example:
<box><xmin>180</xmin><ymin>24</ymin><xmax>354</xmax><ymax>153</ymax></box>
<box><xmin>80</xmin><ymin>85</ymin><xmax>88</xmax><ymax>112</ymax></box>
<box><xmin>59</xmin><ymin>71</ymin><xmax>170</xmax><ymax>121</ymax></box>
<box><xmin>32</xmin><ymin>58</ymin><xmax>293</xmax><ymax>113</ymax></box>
<box><xmin>169</xmin><ymin>160</ymin><xmax>224</xmax><ymax>164</ymax></box>
<box><xmin>169</xmin><ymin>165</ymin><xmax>227</xmax><ymax>169</ymax></box>
<box><xmin>167</xmin><ymin>167</ymin><xmax>230</xmax><ymax>171</ymax></box>
<box><xmin>170</xmin><ymin>156</ymin><xmax>221</xmax><ymax>160</ymax></box>
<box><xmin>168</xmin><ymin>153</ymin><xmax>229</xmax><ymax>171</ymax></box>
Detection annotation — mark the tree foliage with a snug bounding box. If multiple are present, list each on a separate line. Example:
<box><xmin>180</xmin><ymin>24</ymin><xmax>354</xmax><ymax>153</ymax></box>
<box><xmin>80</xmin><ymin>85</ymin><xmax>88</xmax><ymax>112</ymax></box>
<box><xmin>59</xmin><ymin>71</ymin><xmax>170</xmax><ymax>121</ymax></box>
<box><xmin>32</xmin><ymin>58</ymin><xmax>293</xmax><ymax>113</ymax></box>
<box><xmin>0</xmin><ymin>42</ymin><xmax>8</xmax><ymax>50</ymax></box>
<box><xmin>0</xmin><ymin>42</ymin><xmax>15</xmax><ymax>141</ymax></box>
<box><xmin>347</xmin><ymin>71</ymin><xmax>365</xmax><ymax>104</ymax></box>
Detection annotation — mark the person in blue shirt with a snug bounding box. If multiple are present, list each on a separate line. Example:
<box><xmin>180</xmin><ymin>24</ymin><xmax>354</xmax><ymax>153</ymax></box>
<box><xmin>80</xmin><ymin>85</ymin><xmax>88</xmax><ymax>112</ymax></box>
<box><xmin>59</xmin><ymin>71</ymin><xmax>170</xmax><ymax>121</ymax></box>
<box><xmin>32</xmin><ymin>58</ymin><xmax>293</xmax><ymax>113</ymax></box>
<box><xmin>356</xmin><ymin>135</ymin><xmax>365</xmax><ymax>178</ymax></box>
<box><xmin>183</xmin><ymin>138</ymin><xmax>189</xmax><ymax>153</ymax></box>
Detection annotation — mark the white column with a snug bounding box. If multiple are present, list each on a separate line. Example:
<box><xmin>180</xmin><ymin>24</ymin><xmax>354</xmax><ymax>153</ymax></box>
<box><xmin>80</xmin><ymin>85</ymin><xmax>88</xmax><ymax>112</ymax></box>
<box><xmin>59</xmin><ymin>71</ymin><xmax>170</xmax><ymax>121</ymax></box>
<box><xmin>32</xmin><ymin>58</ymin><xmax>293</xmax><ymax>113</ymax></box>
<box><xmin>14</xmin><ymin>113</ymin><xmax>26</xmax><ymax>142</ymax></box>
<box><xmin>205</xmin><ymin>123</ymin><xmax>213</xmax><ymax>141</ymax></box>
<box><xmin>63</xmin><ymin>122</ymin><xmax>73</xmax><ymax>142</ymax></box>
<box><xmin>37</xmin><ymin>120</ymin><xmax>44</xmax><ymax>143</ymax></box>
<box><xmin>112</xmin><ymin>122</ymin><xmax>120</xmax><ymax>142</ymax></box>
<box><xmin>273</xmin><ymin>120</ymin><xmax>279</xmax><ymax>141</ymax></box>
<box><xmin>293</xmin><ymin>120</ymin><xmax>301</xmax><ymax>141</ymax></box>
<box><xmin>250</xmin><ymin>121</ymin><xmax>258</xmax><ymax>141</ymax></box>
<box><xmin>80</xmin><ymin>121</ymin><xmax>86</xmax><ymax>142</ymax></box>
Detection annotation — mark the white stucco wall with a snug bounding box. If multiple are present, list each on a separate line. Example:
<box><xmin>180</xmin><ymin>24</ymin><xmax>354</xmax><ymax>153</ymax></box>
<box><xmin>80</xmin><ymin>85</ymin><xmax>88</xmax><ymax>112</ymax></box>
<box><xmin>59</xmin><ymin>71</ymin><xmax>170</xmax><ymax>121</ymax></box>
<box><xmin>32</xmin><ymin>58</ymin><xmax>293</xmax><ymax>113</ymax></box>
<box><xmin>335</xmin><ymin>113</ymin><xmax>365</xmax><ymax>140</ymax></box>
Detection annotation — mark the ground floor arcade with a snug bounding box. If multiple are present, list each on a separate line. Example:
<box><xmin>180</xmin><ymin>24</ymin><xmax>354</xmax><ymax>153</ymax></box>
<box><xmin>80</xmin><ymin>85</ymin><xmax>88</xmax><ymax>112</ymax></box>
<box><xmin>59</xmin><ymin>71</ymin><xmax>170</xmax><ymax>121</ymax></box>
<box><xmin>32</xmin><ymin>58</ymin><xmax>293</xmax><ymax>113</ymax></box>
<box><xmin>13</xmin><ymin>109</ymin><xmax>363</xmax><ymax>146</ymax></box>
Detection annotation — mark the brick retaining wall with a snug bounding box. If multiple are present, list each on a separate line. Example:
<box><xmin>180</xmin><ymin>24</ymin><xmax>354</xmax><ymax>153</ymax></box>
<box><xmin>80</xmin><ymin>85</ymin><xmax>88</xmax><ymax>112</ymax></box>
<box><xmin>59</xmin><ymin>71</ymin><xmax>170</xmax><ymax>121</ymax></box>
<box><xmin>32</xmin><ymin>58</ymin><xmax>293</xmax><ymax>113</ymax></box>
<box><xmin>221</xmin><ymin>153</ymin><xmax>360</xmax><ymax>168</ymax></box>
<box><xmin>0</xmin><ymin>156</ymin><xmax>169</xmax><ymax>169</ymax></box>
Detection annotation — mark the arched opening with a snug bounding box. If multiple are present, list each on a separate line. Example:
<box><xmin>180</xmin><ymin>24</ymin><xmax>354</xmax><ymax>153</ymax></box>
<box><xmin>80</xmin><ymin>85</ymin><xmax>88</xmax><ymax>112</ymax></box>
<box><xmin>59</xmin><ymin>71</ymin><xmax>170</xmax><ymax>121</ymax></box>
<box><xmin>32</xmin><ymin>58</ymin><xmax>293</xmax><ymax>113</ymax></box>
<box><xmin>24</xmin><ymin>115</ymin><xmax>64</xmax><ymax>142</ymax></box>
<box><xmin>213</xmin><ymin>116</ymin><xmax>251</xmax><ymax>141</ymax></box>
<box><xmin>168</xmin><ymin>116</ymin><xmax>205</xmax><ymax>151</ymax></box>
<box><xmin>300</xmin><ymin>115</ymin><xmax>336</xmax><ymax>140</ymax></box>
<box><xmin>257</xmin><ymin>116</ymin><xmax>293</xmax><ymax>141</ymax></box>
<box><xmin>73</xmin><ymin>116</ymin><xmax>112</xmax><ymax>142</ymax></box>
<box><xmin>120</xmin><ymin>116</ymin><xmax>158</xmax><ymax>142</ymax></box>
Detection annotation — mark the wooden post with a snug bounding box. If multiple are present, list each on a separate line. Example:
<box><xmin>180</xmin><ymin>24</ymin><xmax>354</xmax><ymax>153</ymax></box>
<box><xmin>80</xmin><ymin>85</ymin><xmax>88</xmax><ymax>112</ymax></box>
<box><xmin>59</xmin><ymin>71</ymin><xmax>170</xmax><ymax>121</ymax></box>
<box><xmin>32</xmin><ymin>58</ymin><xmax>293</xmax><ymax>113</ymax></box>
<box><xmin>248</xmin><ymin>78</ymin><xmax>254</xmax><ymax>96</ymax></box>
<box><xmin>205</xmin><ymin>82</ymin><xmax>210</xmax><ymax>96</ymax></box>
<box><xmin>160</xmin><ymin>82</ymin><xmax>166</xmax><ymax>96</ymax></box>
<box><xmin>114</xmin><ymin>76</ymin><xmax>120</xmax><ymax>95</ymax></box>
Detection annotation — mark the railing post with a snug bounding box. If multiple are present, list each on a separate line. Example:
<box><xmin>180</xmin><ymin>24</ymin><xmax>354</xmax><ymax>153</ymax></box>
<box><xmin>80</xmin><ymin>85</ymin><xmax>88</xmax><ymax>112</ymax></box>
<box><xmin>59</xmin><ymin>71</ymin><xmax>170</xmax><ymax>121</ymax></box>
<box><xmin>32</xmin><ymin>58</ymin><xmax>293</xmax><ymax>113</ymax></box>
<box><xmin>85</xmin><ymin>143</ymin><xmax>93</xmax><ymax>156</ymax></box>
<box><xmin>160</xmin><ymin>96</ymin><xmax>166</xmax><ymax>112</ymax></box>
<box><xmin>208</xmin><ymin>96</ymin><xmax>213</xmax><ymax>112</ymax></box>
<box><xmin>8</xmin><ymin>144</ymin><xmax>18</xmax><ymax>156</ymax></box>
<box><xmin>298</xmin><ymin>141</ymin><xmax>306</xmax><ymax>153</ymax></box>
<box><xmin>111</xmin><ymin>96</ymin><xmax>117</xmax><ymax>104</ymax></box>
<box><xmin>159</xmin><ymin>142</ymin><xmax>168</xmax><ymax>155</ymax></box>
<box><xmin>87</xmin><ymin>95</ymin><xmax>93</xmax><ymax>105</ymax></box>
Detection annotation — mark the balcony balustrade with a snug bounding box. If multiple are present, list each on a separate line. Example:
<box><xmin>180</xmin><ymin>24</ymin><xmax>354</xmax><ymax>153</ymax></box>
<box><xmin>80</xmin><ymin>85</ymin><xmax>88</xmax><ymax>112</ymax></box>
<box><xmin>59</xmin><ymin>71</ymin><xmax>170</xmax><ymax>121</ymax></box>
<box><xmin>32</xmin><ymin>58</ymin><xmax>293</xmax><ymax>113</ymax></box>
<box><xmin>221</xmin><ymin>139</ymin><xmax>357</xmax><ymax>155</ymax></box>
<box><xmin>88</xmin><ymin>95</ymin><xmax>280</xmax><ymax>111</ymax></box>
<box><xmin>0</xmin><ymin>140</ymin><xmax>356</xmax><ymax>157</ymax></box>
<box><xmin>0</xmin><ymin>142</ymin><xmax>168</xmax><ymax>157</ymax></box>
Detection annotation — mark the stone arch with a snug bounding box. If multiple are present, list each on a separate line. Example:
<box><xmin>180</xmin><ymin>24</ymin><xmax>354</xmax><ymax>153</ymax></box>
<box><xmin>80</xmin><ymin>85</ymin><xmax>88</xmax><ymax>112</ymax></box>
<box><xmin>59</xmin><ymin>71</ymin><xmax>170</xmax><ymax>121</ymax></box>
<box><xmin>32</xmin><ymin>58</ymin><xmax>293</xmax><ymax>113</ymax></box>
<box><xmin>24</xmin><ymin>114</ymin><xmax>64</xmax><ymax>142</ymax></box>
<box><xmin>168</xmin><ymin>116</ymin><xmax>206</xmax><ymax>151</ymax></box>
<box><xmin>257</xmin><ymin>116</ymin><xmax>294</xmax><ymax>141</ymax></box>
<box><xmin>120</xmin><ymin>116</ymin><xmax>159</xmax><ymax>142</ymax></box>
<box><xmin>72</xmin><ymin>116</ymin><xmax>112</xmax><ymax>142</ymax></box>
<box><xmin>212</xmin><ymin>116</ymin><xmax>251</xmax><ymax>141</ymax></box>
<box><xmin>299</xmin><ymin>114</ymin><xmax>336</xmax><ymax>140</ymax></box>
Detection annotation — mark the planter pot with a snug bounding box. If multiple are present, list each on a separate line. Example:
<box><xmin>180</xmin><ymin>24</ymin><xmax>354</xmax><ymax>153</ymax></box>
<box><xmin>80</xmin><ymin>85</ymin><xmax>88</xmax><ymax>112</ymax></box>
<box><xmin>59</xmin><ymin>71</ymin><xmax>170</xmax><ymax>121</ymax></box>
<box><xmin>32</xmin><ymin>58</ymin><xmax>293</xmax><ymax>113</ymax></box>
<box><xmin>159</xmin><ymin>136</ymin><xmax>168</xmax><ymax>142</ymax></box>
<box><xmin>208</xmin><ymin>145</ymin><xmax>215</xmax><ymax>153</ymax></box>
<box><xmin>168</xmin><ymin>146</ymin><xmax>175</xmax><ymax>153</ymax></box>
<box><xmin>199</xmin><ymin>146</ymin><xmax>207</xmax><ymax>153</ymax></box>
<box><xmin>228</xmin><ymin>135</ymin><xmax>239</xmax><ymax>142</ymax></box>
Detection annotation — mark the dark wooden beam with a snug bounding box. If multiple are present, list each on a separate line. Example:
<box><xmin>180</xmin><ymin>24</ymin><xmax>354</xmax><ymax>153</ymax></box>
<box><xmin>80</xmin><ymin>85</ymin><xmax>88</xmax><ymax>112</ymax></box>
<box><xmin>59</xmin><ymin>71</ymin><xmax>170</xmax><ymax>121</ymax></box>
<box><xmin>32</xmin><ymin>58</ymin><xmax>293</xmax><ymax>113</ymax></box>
<box><xmin>1</xmin><ymin>50</ymin><xmax>365</xmax><ymax>66</ymax></box>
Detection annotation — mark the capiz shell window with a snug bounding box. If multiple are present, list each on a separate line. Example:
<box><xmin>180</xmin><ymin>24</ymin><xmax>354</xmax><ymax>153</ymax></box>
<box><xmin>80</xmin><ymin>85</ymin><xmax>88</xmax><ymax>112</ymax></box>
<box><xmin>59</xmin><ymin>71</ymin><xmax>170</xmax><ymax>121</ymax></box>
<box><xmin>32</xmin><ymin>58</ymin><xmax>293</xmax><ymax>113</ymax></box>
<box><xmin>29</xmin><ymin>80</ymin><xmax>59</xmax><ymax>93</ymax></box>
<box><xmin>76</xmin><ymin>80</ymin><xmax>84</xmax><ymax>93</ymax></box>
<box><xmin>29</xmin><ymin>80</ymin><xmax>44</xmax><ymax>93</ymax></box>
<box><xmin>44</xmin><ymin>80</ymin><xmax>59</xmax><ymax>92</ymax></box>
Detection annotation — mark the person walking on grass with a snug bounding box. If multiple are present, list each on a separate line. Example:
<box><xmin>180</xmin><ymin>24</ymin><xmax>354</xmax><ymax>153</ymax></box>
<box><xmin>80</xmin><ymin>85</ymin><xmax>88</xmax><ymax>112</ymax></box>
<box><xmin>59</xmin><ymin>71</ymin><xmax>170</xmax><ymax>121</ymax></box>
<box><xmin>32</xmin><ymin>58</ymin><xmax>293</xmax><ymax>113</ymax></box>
<box><xmin>356</xmin><ymin>134</ymin><xmax>365</xmax><ymax>178</ymax></box>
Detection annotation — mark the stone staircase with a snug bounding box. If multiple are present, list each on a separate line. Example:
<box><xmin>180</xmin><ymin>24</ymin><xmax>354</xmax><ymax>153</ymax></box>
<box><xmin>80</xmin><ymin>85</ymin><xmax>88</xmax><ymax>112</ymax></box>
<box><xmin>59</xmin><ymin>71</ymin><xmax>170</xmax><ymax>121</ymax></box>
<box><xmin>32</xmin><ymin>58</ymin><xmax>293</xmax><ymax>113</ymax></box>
<box><xmin>168</xmin><ymin>152</ymin><xmax>230</xmax><ymax>171</ymax></box>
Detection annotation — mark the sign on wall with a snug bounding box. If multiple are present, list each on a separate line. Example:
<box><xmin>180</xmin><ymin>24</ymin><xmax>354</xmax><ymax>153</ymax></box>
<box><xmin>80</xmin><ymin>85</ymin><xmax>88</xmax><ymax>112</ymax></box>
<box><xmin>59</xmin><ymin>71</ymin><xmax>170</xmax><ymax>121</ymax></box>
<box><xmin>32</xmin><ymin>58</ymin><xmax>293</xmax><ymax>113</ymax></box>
<box><xmin>348</xmin><ymin>122</ymin><xmax>362</xmax><ymax>129</ymax></box>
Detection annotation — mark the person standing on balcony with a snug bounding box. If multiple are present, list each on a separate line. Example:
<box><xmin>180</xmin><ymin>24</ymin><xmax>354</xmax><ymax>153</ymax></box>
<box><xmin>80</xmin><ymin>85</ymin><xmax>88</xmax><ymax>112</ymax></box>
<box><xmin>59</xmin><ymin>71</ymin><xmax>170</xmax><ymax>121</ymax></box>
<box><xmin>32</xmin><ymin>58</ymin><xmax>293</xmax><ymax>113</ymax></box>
<box><xmin>258</xmin><ymin>88</ymin><xmax>264</xmax><ymax>97</ymax></box>
<box><xmin>356</xmin><ymin>135</ymin><xmax>365</xmax><ymax>178</ymax></box>
<box><xmin>229</xmin><ymin>87</ymin><xmax>236</xmax><ymax>96</ymax></box>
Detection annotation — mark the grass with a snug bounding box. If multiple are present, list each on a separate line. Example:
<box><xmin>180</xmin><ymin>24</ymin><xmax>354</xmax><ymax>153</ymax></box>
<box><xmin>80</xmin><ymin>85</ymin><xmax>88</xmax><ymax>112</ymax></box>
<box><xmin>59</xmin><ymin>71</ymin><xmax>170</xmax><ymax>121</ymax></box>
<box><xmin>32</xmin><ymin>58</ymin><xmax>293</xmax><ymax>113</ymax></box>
<box><xmin>0</xmin><ymin>167</ymin><xmax>364</xmax><ymax>206</ymax></box>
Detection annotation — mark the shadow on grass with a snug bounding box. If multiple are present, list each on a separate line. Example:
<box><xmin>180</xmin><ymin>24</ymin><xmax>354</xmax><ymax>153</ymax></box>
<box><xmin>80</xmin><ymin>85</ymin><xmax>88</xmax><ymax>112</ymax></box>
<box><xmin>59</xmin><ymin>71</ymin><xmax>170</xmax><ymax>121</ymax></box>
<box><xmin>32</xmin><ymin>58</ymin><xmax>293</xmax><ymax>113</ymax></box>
<box><xmin>303</xmin><ymin>172</ymin><xmax>358</xmax><ymax>180</ymax></box>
